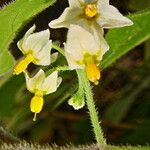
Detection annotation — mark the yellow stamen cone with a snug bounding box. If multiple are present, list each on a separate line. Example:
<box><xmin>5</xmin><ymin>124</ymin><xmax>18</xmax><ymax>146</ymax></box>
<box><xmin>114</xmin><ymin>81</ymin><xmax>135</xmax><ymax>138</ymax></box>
<box><xmin>30</xmin><ymin>94</ymin><xmax>44</xmax><ymax>121</ymax></box>
<box><xmin>85</xmin><ymin>63</ymin><xmax>101</xmax><ymax>85</ymax></box>
<box><xmin>14</xmin><ymin>54</ymin><xmax>34</xmax><ymax>75</ymax></box>
<box><xmin>85</xmin><ymin>4</ymin><xmax>98</xmax><ymax>19</ymax></box>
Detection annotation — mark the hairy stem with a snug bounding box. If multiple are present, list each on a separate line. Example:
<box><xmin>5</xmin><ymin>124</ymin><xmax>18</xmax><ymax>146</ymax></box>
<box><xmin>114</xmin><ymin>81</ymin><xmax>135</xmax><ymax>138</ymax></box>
<box><xmin>46</xmin><ymin>65</ymin><xmax>70</xmax><ymax>76</ymax></box>
<box><xmin>77</xmin><ymin>70</ymin><xmax>106</xmax><ymax>145</ymax></box>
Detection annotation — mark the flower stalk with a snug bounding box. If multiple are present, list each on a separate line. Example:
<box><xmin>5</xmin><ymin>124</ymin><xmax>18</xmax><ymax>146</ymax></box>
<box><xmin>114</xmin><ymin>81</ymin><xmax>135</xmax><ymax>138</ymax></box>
<box><xmin>77</xmin><ymin>69</ymin><xmax>106</xmax><ymax>145</ymax></box>
<box><xmin>52</xmin><ymin>43</ymin><xmax>65</xmax><ymax>56</ymax></box>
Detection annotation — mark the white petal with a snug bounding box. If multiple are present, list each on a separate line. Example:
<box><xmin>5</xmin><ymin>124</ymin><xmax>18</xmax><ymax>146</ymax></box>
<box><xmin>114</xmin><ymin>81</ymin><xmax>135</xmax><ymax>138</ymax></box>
<box><xmin>49</xmin><ymin>7</ymin><xmax>81</xmax><ymax>29</ymax></box>
<box><xmin>51</xmin><ymin>52</ymin><xmax>58</xmax><ymax>63</ymax></box>
<box><xmin>67</xmin><ymin>25</ymin><xmax>99</xmax><ymax>55</ymax></box>
<box><xmin>97</xmin><ymin>0</ymin><xmax>109</xmax><ymax>9</ymax></box>
<box><xmin>17</xmin><ymin>40</ymin><xmax>24</xmax><ymax>53</ymax></box>
<box><xmin>65</xmin><ymin>51</ymin><xmax>84</xmax><ymax>70</ymax></box>
<box><xmin>41</xmin><ymin>71</ymin><xmax>60</xmax><ymax>95</ymax></box>
<box><xmin>17</xmin><ymin>25</ymin><xmax>36</xmax><ymax>54</ymax></box>
<box><xmin>24</xmin><ymin>25</ymin><xmax>36</xmax><ymax>41</ymax></box>
<box><xmin>68</xmin><ymin>0</ymin><xmax>81</xmax><ymax>7</ymax></box>
<box><xmin>25</xmin><ymin>69</ymin><xmax>45</xmax><ymax>93</ymax></box>
<box><xmin>34</xmin><ymin>40</ymin><xmax>52</xmax><ymax>66</ymax></box>
<box><xmin>57</xmin><ymin>77</ymin><xmax>62</xmax><ymax>88</ymax></box>
<box><xmin>92</xmin><ymin>26</ymin><xmax>109</xmax><ymax>60</ymax></box>
<box><xmin>98</xmin><ymin>5</ymin><xmax>133</xmax><ymax>28</ymax></box>
<box><xmin>99</xmin><ymin>35</ymin><xmax>109</xmax><ymax>59</ymax></box>
<box><xmin>65</xmin><ymin>25</ymin><xmax>85</xmax><ymax>69</ymax></box>
<box><xmin>65</xmin><ymin>25</ymin><xmax>84</xmax><ymax>60</ymax></box>
<box><xmin>74</xmin><ymin>18</ymin><xmax>97</xmax><ymax>34</ymax></box>
<box><xmin>76</xmin><ymin>26</ymin><xmax>100</xmax><ymax>55</ymax></box>
<box><xmin>22</xmin><ymin>29</ymin><xmax>50</xmax><ymax>54</ymax></box>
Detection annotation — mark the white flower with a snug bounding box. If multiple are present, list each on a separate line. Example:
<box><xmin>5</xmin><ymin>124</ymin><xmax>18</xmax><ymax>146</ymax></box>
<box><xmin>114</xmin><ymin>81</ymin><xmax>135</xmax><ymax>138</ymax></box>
<box><xmin>25</xmin><ymin>69</ymin><xmax>62</xmax><ymax>121</ymax></box>
<box><xmin>14</xmin><ymin>25</ymin><xmax>54</xmax><ymax>75</ymax></box>
<box><xmin>49</xmin><ymin>0</ymin><xmax>133</xmax><ymax>32</ymax></box>
<box><xmin>65</xmin><ymin>24</ymin><xmax>109</xmax><ymax>84</ymax></box>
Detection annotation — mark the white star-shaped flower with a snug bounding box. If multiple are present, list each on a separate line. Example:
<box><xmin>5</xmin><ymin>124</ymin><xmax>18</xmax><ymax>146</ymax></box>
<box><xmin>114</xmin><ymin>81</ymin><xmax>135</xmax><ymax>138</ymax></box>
<box><xmin>65</xmin><ymin>24</ymin><xmax>109</xmax><ymax>84</ymax></box>
<box><xmin>14</xmin><ymin>25</ymin><xmax>55</xmax><ymax>75</ymax></box>
<box><xmin>49</xmin><ymin>0</ymin><xmax>133</xmax><ymax>32</ymax></box>
<box><xmin>25</xmin><ymin>69</ymin><xmax>62</xmax><ymax>121</ymax></box>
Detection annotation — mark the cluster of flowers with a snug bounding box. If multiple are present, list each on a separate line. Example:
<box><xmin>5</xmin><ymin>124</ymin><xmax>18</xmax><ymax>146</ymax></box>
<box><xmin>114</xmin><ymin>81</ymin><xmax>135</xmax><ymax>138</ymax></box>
<box><xmin>13</xmin><ymin>0</ymin><xmax>133</xmax><ymax>121</ymax></box>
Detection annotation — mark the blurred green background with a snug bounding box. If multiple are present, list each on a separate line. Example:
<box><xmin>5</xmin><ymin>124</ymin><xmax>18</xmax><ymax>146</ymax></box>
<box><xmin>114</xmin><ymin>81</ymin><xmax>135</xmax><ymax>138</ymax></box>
<box><xmin>0</xmin><ymin>0</ymin><xmax>150</xmax><ymax>147</ymax></box>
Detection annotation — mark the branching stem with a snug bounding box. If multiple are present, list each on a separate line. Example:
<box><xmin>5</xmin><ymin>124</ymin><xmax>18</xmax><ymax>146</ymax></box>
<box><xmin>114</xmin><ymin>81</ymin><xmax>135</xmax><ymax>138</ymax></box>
<box><xmin>52</xmin><ymin>43</ymin><xmax>65</xmax><ymax>56</ymax></box>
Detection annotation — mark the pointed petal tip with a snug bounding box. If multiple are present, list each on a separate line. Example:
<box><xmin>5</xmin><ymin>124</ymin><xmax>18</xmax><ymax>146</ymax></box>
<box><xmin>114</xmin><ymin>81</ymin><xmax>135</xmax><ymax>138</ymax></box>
<box><xmin>28</xmin><ymin>24</ymin><xmax>36</xmax><ymax>33</ymax></box>
<box><xmin>128</xmin><ymin>19</ymin><xmax>134</xmax><ymax>26</ymax></box>
<box><xmin>39</xmin><ymin>29</ymin><xmax>50</xmax><ymax>38</ymax></box>
<box><xmin>123</xmin><ymin>17</ymin><xmax>134</xmax><ymax>26</ymax></box>
<box><xmin>48</xmin><ymin>21</ymin><xmax>57</xmax><ymax>29</ymax></box>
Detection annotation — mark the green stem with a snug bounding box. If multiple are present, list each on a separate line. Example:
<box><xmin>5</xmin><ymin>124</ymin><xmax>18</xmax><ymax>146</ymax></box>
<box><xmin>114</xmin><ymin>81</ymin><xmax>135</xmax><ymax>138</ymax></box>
<box><xmin>56</xmin><ymin>66</ymin><xmax>70</xmax><ymax>71</ymax></box>
<box><xmin>46</xmin><ymin>43</ymin><xmax>68</xmax><ymax>76</ymax></box>
<box><xmin>46</xmin><ymin>65</ymin><xmax>70</xmax><ymax>76</ymax></box>
<box><xmin>77</xmin><ymin>70</ymin><xmax>106</xmax><ymax>145</ymax></box>
<box><xmin>52</xmin><ymin>43</ymin><xmax>65</xmax><ymax>56</ymax></box>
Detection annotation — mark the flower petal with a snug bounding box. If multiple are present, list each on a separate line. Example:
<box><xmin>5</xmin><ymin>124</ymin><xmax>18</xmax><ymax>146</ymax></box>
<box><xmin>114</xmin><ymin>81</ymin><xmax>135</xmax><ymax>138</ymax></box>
<box><xmin>41</xmin><ymin>71</ymin><xmax>61</xmax><ymax>95</ymax></box>
<box><xmin>92</xmin><ymin>26</ymin><xmax>109</xmax><ymax>60</ymax></box>
<box><xmin>65</xmin><ymin>26</ymin><xmax>83</xmax><ymax>60</ymax></box>
<box><xmin>68</xmin><ymin>0</ymin><xmax>81</xmax><ymax>7</ymax></box>
<box><xmin>66</xmin><ymin>24</ymin><xmax>100</xmax><ymax>55</ymax></box>
<box><xmin>98</xmin><ymin>5</ymin><xmax>133</xmax><ymax>28</ymax></box>
<box><xmin>24</xmin><ymin>25</ymin><xmax>36</xmax><ymax>41</ymax></box>
<box><xmin>57</xmin><ymin>77</ymin><xmax>62</xmax><ymax>88</ymax></box>
<box><xmin>25</xmin><ymin>69</ymin><xmax>45</xmax><ymax>93</ymax></box>
<box><xmin>97</xmin><ymin>0</ymin><xmax>109</xmax><ymax>9</ymax></box>
<box><xmin>34</xmin><ymin>40</ymin><xmax>52</xmax><ymax>66</ymax></box>
<box><xmin>17</xmin><ymin>25</ymin><xmax>36</xmax><ymax>54</ymax></box>
<box><xmin>22</xmin><ymin>29</ymin><xmax>50</xmax><ymax>54</ymax></box>
<box><xmin>51</xmin><ymin>52</ymin><xmax>58</xmax><ymax>63</ymax></box>
<box><xmin>49</xmin><ymin>8</ymin><xmax>81</xmax><ymax>29</ymax></box>
<box><xmin>65</xmin><ymin>51</ymin><xmax>84</xmax><ymax>70</ymax></box>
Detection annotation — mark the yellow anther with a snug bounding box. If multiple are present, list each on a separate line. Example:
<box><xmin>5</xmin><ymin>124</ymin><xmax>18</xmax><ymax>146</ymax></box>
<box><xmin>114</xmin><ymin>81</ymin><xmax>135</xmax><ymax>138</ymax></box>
<box><xmin>30</xmin><ymin>93</ymin><xmax>44</xmax><ymax>121</ymax></box>
<box><xmin>85</xmin><ymin>4</ymin><xmax>98</xmax><ymax>19</ymax></box>
<box><xmin>85</xmin><ymin>63</ymin><xmax>101</xmax><ymax>85</ymax></box>
<box><xmin>14</xmin><ymin>54</ymin><xmax>34</xmax><ymax>75</ymax></box>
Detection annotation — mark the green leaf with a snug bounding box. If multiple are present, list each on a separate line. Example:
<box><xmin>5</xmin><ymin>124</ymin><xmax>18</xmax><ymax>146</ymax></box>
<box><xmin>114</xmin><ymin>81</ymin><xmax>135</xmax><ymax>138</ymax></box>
<box><xmin>101</xmin><ymin>9</ymin><xmax>150</xmax><ymax>69</ymax></box>
<box><xmin>0</xmin><ymin>0</ymin><xmax>56</xmax><ymax>76</ymax></box>
<box><xmin>0</xmin><ymin>75</ymin><xmax>25</xmax><ymax>117</ymax></box>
